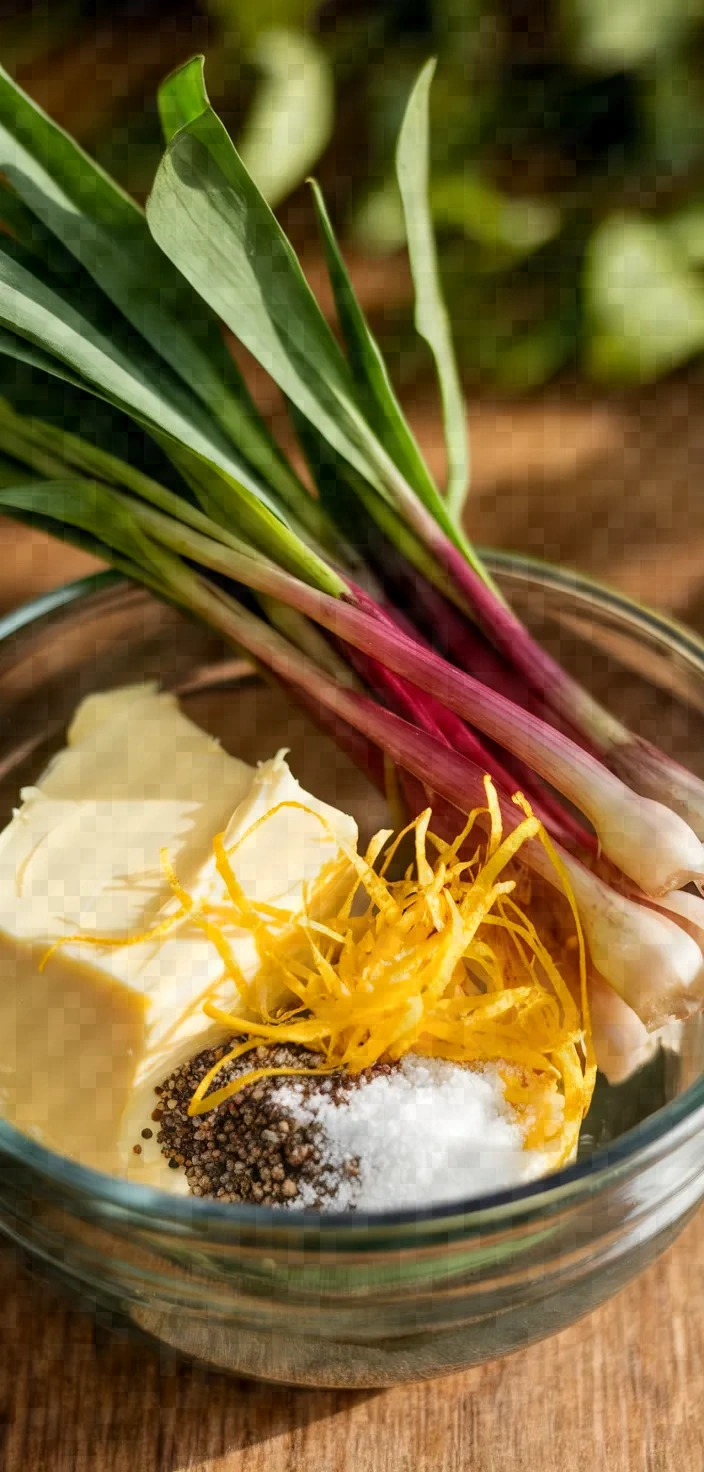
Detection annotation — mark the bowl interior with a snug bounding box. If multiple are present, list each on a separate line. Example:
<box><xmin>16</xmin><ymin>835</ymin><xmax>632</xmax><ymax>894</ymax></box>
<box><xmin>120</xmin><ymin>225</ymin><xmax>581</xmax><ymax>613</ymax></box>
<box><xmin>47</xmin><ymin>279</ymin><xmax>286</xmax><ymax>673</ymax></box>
<box><xmin>1</xmin><ymin>559</ymin><xmax>703</xmax><ymax>1179</ymax></box>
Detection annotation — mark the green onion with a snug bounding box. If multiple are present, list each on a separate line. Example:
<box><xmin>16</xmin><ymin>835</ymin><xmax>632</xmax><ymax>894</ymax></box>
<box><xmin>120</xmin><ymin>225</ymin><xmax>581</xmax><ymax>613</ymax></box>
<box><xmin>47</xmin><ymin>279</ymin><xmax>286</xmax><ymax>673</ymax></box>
<box><xmin>0</xmin><ymin>54</ymin><xmax>703</xmax><ymax>1033</ymax></box>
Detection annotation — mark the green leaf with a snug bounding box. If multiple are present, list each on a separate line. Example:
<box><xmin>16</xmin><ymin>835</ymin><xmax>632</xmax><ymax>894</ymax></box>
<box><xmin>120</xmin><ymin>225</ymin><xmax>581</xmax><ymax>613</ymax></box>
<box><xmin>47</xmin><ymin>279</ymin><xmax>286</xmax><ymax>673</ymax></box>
<box><xmin>585</xmin><ymin>214</ymin><xmax>704</xmax><ymax>382</ymax></box>
<box><xmin>0</xmin><ymin>395</ymin><xmax>230</xmax><ymax>546</ymax></box>
<box><xmin>149</xmin><ymin>57</ymin><xmax>405</xmax><ymax>503</ymax></box>
<box><xmin>0</xmin><ymin>294</ymin><xmax>329</xmax><ymax>553</ymax></box>
<box><xmin>663</xmin><ymin>203</ymin><xmax>704</xmax><ymax>267</ymax></box>
<box><xmin>0</xmin><ymin>478</ymin><xmax>168</xmax><ymax>578</ymax></box>
<box><xmin>562</xmin><ymin>0</ymin><xmax>697</xmax><ymax>69</ymax></box>
<box><xmin>289</xmin><ymin>399</ymin><xmax>462</xmax><ymax>605</ymax></box>
<box><xmin>0</xmin><ymin>201</ymin><xmax>292</xmax><ymax>530</ymax></box>
<box><xmin>348</xmin><ymin>179</ymin><xmax>407</xmax><ymax>255</ymax></box>
<box><xmin>0</xmin><ymin>63</ymin><xmax>309</xmax><ymax>522</ymax></box>
<box><xmin>0</xmin><ymin>181</ymin><xmax>71</xmax><ymax>274</ymax></box>
<box><xmin>0</xmin><ymin>351</ymin><xmax>195</xmax><ymax>501</ymax></box>
<box><xmin>0</xmin><ymin>499</ymin><xmax>148</xmax><ymax>584</ymax></box>
<box><xmin>0</xmin><ymin>490</ymin><xmax>174</xmax><ymax>603</ymax></box>
<box><xmin>0</xmin><ymin>325</ymin><xmax>199</xmax><ymax>510</ymax></box>
<box><xmin>0</xmin><ymin>240</ymin><xmax>262</xmax><ymax>486</ymax></box>
<box><xmin>429</xmin><ymin>173</ymin><xmax>560</xmax><ymax>259</ymax></box>
<box><xmin>0</xmin><ymin>254</ymin><xmax>343</xmax><ymax>593</ymax></box>
<box><xmin>645</xmin><ymin>58</ymin><xmax>704</xmax><ymax>174</ymax></box>
<box><xmin>149</xmin><ymin>57</ymin><xmax>487</xmax><ymax>589</ymax></box>
<box><xmin>0</xmin><ymin>322</ymin><xmax>89</xmax><ymax>393</ymax></box>
<box><xmin>486</xmin><ymin>317</ymin><xmax>577</xmax><ymax>393</ymax></box>
<box><xmin>158</xmin><ymin>54</ymin><xmax>214</xmax><ymax>144</ymax></box>
<box><xmin>0</xmin><ymin>399</ymin><xmax>69</xmax><ymax>479</ymax></box>
<box><xmin>0</xmin><ymin>451</ymin><xmax>33</xmax><ymax>487</ymax></box>
<box><xmin>309</xmin><ymin>178</ymin><xmax>440</xmax><ymax>508</ymax></box>
<box><xmin>0</xmin><ymin>414</ymin><xmax>344</xmax><ymax>612</ymax></box>
<box><xmin>208</xmin><ymin>0</ymin><xmax>319</xmax><ymax>52</ymax></box>
<box><xmin>395</xmin><ymin>60</ymin><xmax>470</xmax><ymax>519</ymax></box>
<box><xmin>158</xmin><ymin>439</ymin><xmax>346</xmax><ymax>593</ymax></box>
<box><xmin>238</xmin><ymin>30</ymin><xmax>334</xmax><ymax>209</ymax></box>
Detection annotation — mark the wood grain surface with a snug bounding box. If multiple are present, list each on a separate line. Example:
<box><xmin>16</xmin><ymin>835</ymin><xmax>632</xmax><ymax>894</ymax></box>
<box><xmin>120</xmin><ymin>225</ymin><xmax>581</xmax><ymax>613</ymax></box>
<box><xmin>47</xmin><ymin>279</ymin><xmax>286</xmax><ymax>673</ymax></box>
<box><xmin>3</xmin><ymin>373</ymin><xmax>704</xmax><ymax>1469</ymax></box>
<box><xmin>1</xmin><ymin>1215</ymin><xmax>701</xmax><ymax>1472</ymax></box>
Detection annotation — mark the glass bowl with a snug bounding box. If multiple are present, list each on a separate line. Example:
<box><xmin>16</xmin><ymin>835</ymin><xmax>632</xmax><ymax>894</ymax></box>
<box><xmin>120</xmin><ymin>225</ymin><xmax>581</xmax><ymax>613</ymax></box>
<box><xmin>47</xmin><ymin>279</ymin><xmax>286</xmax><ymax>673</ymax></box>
<box><xmin>1</xmin><ymin>554</ymin><xmax>704</xmax><ymax>1390</ymax></box>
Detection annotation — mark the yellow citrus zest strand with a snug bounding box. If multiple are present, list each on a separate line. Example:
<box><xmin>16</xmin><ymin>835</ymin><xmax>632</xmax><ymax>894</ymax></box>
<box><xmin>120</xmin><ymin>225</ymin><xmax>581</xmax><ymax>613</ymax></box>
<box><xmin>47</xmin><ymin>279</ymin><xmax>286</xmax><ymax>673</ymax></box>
<box><xmin>40</xmin><ymin>788</ymin><xmax>596</xmax><ymax>1165</ymax></box>
<box><xmin>187</xmin><ymin>789</ymin><xmax>594</xmax><ymax>1157</ymax></box>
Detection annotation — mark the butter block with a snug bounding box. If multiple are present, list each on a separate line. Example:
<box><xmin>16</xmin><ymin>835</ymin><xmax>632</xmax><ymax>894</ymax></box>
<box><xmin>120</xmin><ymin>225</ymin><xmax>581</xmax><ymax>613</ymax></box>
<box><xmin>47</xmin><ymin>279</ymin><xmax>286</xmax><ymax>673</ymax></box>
<box><xmin>0</xmin><ymin>684</ymin><xmax>357</xmax><ymax>1180</ymax></box>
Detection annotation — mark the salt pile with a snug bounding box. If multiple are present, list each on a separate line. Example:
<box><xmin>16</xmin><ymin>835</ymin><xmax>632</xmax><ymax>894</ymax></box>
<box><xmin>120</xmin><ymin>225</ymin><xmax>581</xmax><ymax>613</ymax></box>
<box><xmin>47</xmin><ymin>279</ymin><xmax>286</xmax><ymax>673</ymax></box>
<box><xmin>274</xmin><ymin>1054</ymin><xmax>543</xmax><ymax>1211</ymax></box>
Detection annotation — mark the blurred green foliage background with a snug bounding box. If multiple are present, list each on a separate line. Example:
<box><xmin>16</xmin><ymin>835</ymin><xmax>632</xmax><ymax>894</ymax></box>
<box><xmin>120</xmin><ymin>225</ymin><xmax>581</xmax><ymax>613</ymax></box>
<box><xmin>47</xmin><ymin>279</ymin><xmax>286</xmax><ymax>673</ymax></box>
<box><xmin>8</xmin><ymin>0</ymin><xmax>704</xmax><ymax>391</ymax></box>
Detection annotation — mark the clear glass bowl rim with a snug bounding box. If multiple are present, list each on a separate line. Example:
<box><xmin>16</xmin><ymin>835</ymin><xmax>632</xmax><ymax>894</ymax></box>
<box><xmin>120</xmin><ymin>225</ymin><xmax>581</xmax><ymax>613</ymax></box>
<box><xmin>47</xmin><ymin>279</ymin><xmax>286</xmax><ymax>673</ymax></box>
<box><xmin>3</xmin><ymin>554</ymin><xmax>704</xmax><ymax>1236</ymax></box>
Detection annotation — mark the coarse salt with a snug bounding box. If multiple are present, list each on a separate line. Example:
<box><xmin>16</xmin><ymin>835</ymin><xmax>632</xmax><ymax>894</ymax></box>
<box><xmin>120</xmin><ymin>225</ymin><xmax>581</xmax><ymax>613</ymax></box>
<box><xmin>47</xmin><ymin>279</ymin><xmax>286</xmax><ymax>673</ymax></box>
<box><xmin>273</xmin><ymin>1055</ymin><xmax>546</xmax><ymax>1212</ymax></box>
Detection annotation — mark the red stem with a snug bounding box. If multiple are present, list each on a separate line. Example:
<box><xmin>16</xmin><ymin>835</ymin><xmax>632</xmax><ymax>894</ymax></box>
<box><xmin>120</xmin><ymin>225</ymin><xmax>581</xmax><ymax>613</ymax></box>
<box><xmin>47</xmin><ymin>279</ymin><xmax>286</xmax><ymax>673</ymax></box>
<box><xmin>392</xmin><ymin>493</ymin><xmax>612</xmax><ymax>740</ymax></box>
<box><xmin>195</xmin><ymin>576</ymin><xmax>549</xmax><ymax>862</ymax></box>
<box><xmin>347</xmin><ymin>584</ymin><xmax>596</xmax><ymax>852</ymax></box>
<box><xmin>343</xmin><ymin>639</ymin><xmax>592</xmax><ymax>852</ymax></box>
<box><xmin>255</xmin><ymin>574</ymin><xmax>632</xmax><ymax>828</ymax></box>
<box><xmin>385</xmin><ymin>566</ymin><xmax>594</xmax><ymax>748</ymax></box>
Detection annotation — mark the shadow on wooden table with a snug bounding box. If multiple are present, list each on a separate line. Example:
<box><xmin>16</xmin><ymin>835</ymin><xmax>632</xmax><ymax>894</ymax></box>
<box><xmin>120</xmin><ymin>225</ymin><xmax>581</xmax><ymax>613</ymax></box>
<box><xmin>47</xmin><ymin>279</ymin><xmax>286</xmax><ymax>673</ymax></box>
<box><xmin>0</xmin><ymin>1249</ymin><xmax>376</xmax><ymax>1469</ymax></box>
<box><xmin>3</xmin><ymin>1218</ymin><xmax>703</xmax><ymax>1472</ymax></box>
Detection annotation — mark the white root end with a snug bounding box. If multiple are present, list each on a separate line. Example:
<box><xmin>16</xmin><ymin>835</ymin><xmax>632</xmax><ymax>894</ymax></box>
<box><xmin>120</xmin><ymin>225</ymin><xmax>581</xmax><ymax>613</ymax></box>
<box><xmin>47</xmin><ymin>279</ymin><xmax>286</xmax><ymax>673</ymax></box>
<box><xmin>574</xmin><ymin>870</ymin><xmax>704</xmax><ymax>1028</ymax></box>
<box><xmin>595</xmin><ymin>790</ymin><xmax>704</xmax><ymax>898</ymax></box>
<box><xmin>607</xmin><ymin>740</ymin><xmax>704</xmax><ymax>843</ymax></box>
<box><xmin>652</xmin><ymin>888</ymin><xmax>704</xmax><ymax>949</ymax></box>
<box><xmin>589</xmin><ymin>971</ymin><xmax>657</xmax><ymax>1085</ymax></box>
<box><xmin>526</xmin><ymin>843</ymin><xmax>704</xmax><ymax>1030</ymax></box>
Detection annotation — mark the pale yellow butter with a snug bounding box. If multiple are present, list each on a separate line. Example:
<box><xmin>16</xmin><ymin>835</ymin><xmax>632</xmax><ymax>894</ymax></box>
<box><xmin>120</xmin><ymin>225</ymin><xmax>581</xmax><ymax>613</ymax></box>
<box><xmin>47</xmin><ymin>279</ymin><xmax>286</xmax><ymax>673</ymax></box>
<box><xmin>0</xmin><ymin>684</ymin><xmax>357</xmax><ymax>1183</ymax></box>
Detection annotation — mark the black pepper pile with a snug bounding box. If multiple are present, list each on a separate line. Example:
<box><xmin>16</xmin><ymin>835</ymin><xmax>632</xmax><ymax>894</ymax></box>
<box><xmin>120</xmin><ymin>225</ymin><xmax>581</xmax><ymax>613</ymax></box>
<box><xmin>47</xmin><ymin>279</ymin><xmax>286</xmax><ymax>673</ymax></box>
<box><xmin>149</xmin><ymin>1040</ymin><xmax>398</xmax><ymax>1207</ymax></box>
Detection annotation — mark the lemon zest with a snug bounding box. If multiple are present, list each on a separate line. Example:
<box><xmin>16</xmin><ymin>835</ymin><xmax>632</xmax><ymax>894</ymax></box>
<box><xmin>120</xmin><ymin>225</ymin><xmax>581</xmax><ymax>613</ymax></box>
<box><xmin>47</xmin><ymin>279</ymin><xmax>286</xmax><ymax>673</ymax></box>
<box><xmin>484</xmin><ymin>773</ymin><xmax>503</xmax><ymax>858</ymax></box>
<box><xmin>42</xmin><ymin>787</ymin><xmax>596</xmax><ymax>1162</ymax></box>
<box><xmin>188</xmin><ymin>1037</ymin><xmax>262</xmax><ymax>1114</ymax></box>
<box><xmin>187</xmin><ymin>787</ymin><xmax>595</xmax><ymax>1156</ymax></box>
<box><xmin>190</xmin><ymin>1064</ymin><xmax>338</xmax><ymax>1116</ymax></box>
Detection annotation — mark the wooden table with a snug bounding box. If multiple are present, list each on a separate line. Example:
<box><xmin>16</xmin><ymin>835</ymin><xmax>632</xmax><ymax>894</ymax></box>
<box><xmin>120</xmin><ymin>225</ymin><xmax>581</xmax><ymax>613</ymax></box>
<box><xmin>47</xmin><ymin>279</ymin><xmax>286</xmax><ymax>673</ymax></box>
<box><xmin>3</xmin><ymin>378</ymin><xmax>704</xmax><ymax>1470</ymax></box>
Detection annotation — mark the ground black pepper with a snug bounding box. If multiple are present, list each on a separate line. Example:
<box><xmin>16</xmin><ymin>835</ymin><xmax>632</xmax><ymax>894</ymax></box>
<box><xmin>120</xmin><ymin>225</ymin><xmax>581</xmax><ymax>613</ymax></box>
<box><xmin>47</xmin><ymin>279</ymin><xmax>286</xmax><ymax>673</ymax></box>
<box><xmin>150</xmin><ymin>1039</ymin><xmax>398</xmax><ymax>1207</ymax></box>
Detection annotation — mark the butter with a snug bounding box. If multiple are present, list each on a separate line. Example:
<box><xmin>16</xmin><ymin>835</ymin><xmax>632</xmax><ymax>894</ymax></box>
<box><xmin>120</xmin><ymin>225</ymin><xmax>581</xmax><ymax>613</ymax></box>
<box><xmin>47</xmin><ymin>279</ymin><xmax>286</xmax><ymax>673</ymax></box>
<box><xmin>0</xmin><ymin>684</ymin><xmax>357</xmax><ymax>1182</ymax></box>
